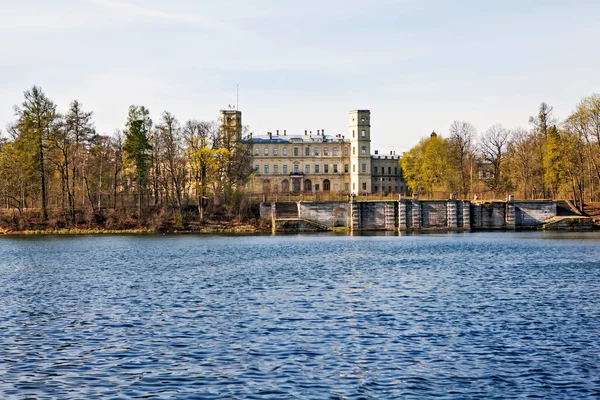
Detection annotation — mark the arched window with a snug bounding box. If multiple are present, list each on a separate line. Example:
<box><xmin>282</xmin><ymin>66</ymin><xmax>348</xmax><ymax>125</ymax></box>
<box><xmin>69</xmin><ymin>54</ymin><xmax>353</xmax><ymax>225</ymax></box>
<box><xmin>292</xmin><ymin>178</ymin><xmax>301</xmax><ymax>192</ymax></box>
<box><xmin>304</xmin><ymin>179</ymin><xmax>312</xmax><ymax>192</ymax></box>
<box><xmin>323</xmin><ymin>179</ymin><xmax>331</xmax><ymax>191</ymax></box>
<box><xmin>281</xmin><ymin>179</ymin><xmax>289</xmax><ymax>192</ymax></box>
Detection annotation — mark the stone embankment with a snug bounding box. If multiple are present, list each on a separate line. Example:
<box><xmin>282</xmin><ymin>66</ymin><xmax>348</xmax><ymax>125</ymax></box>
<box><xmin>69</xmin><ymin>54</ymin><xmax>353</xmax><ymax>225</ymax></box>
<box><xmin>261</xmin><ymin>197</ymin><xmax>594</xmax><ymax>232</ymax></box>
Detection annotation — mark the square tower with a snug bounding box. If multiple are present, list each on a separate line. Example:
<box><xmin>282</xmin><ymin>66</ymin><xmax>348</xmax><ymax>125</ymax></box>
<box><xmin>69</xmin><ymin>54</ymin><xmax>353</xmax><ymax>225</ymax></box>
<box><xmin>349</xmin><ymin>110</ymin><xmax>372</xmax><ymax>194</ymax></box>
<box><xmin>220</xmin><ymin>109</ymin><xmax>242</xmax><ymax>147</ymax></box>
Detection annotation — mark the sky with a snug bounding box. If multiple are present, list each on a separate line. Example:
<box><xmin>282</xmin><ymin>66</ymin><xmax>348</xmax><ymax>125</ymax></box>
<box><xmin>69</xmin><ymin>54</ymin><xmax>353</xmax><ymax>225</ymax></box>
<box><xmin>1</xmin><ymin>0</ymin><xmax>599</xmax><ymax>153</ymax></box>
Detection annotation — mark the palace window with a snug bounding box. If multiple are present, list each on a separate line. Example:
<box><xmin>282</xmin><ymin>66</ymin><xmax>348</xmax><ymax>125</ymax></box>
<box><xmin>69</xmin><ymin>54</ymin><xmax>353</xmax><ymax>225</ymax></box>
<box><xmin>293</xmin><ymin>164</ymin><xmax>299</xmax><ymax>173</ymax></box>
<box><xmin>361</xmin><ymin>146</ymin><xmax>366</xmax><ymax>155</ymax></box>
<box><xmin>362</xmin><ymin>164</ymin><xmax>366</xmax><ymax>173</ymax></box>
<box><xmin>388</xmin><ymin>166</ymin><xmax>392</xmax><ymax>174</ymax></box>
<box><xmin>264</xmin><ymin>165</ymin><xmax>269</xmax><ymax>174</ymax></box>
<box><xmin>362</xmin><ymin>182</ymin><xmax>367</xmax><ymax>190</ymax></box>
<box><xmin>395</xmin><ymin>167</ymin><xmax>398</xmax><ymax>174</ymax></box>
<box><xmin>254</xmin><ymin>165</ymin><xmax>259</xmax><ymax>173</ymax></box>
<box><xmin>314</xmin><ymin>147</ymin><xmax>319</xmax><ymax>156</ymax></box>
<box><xmin>353</xmin><ymin>183</ymin><xmax>356</xmax><ymax>190</ymax></box>
<box><xmin>264</xmin><ymin>148</ymin><xmax>269</xmax><ymax>156</ymax></box>
<box><xmin>352</xmin><ymin>130</ymin><xmax>355</xmax><ymax>138</ymax></box>
<box><xmin>283</xmin><ymin>164</ymin><xmax>288</xmax><ymax>174</ymax></box>
<box><xmin>344</xmin><ymin>164</ymin><xmax>349</xmax><ymax>173</ymax></box>
<box><xmin>254</xmin><ymin>148</ymin><xmax>259</xmax><ymax>156</ymax></box>
<box><xmin>273</xmin><ymin>147</ymin><xmax>278</xmax><ymax>156</ymax></box>
<box><xmin>283</xmin><ymin>147</ymin><xmax>288</xmax><ymax>156</ymax></box>
<box><xmin>323</xmin><ymin>147</ymin><xmax>329</xmax><ymax>156</ymax></box>
<box><xmin>333</xmin><ymin>164</ymin><xmax>338</xmax><ymax>173</ymax></box>
<box><xmin>324</xmin><ymin>164</ymin><xmax>329</xmax><ymax>173</ymax></box>
<box><xmin>294</xmin><ymin>147</ymin><xmax>299</xmax><ymax>156</ymax></box>
<box><xmin>345</xmin><ymin>183</ymin><xmax>349</xmax><ymax>191</ymax></box>
<box><xmin>305</xmin><ymin>147</ymin><xmax>310</xmax><ymax>156</ymax></box>
<box><xmin>344</xmin><ymin>147</ymin><xmax>349</xmax><ymax>156</ymax></box>
<box><xmin>373</xmin><ymin>166</ymin><xmax>377</xmax><ymax>174</ymax></box>
<box><xmin>361</xmin><ymin>130</ymin><xmax>366</xmax><ymax>138</ymax></box>
<box><xmin>333</xmin><ymin>147</ymin><xmax>338</xmax><ymax>156</ymax></box>
<box><xmin>353</xmin><ymin>164</ymin><xmax>356</xmax><ymax>172</ymax></box>
<box><xmin>315</xmin><ymin>164</ymin><xmax>320</xmax><ymax>173</ymax></box>
<box><xmin>274</xmin><ymin>165</ymin><xmax>279</xmax><ymax>174</ymax></box>
<box><xmin>305</xmin><ymin>164</ymin><xmax>310</xmax><ymax>173</ymax></box>
<box><xmin>352</xmin><ymin>147</ymin><xmax>356</xmax><ymax>155</ymax></box>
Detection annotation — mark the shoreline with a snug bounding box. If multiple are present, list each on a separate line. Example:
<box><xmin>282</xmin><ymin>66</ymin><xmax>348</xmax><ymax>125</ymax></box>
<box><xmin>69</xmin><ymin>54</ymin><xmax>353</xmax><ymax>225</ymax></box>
<box><xmin>1</xmin><ymin>226</ymin><xmax>597</xmax><ymax>236</ymax></box>
<box><xmin>0</xmin><ymin>224</ymin><xmax>270</xmax><ymax>236</ymax></box>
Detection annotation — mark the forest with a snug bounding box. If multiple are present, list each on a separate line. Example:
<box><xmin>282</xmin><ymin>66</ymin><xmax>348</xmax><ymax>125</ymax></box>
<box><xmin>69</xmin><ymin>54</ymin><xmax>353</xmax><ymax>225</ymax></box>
<box><xmin>0</xmin><ymin>86</ymin><xmax>255</xmax><ymax>232</ymax></box>
<box><xmin>401</xmin><ymin>94</ymin><xmax>600</xmax><ymax>211</ymax></box>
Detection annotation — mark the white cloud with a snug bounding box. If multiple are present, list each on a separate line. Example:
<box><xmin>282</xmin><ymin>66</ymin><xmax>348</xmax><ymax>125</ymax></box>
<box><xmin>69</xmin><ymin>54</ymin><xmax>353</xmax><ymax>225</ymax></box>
<box><xmin>85</xmin><ymin>0</ymin><xmax>239</xmax><ymax>32</ymax></box>
<box><xmin>0</xmin><ymin>7</ymin><xmax>102</xmax><ymax>33</ymax></box>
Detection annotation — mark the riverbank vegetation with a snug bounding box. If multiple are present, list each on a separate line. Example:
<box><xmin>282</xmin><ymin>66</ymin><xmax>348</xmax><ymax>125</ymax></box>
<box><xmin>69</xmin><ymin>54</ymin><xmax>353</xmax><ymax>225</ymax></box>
<box><xmin>401</xmin><ymin>95</ymin><xmax>600</xmax><ymax>210</ymax></box>
<box><xmin>0</xmin><ymin>86</ymin><xmax>256</xmax><ymax>233</ymax></box>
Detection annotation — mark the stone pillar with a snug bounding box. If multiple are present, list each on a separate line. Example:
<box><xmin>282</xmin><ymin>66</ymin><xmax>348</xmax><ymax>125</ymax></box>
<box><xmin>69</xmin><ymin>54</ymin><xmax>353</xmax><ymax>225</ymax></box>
<box><xmin>462</xmin><ymin>200</ymin><xmax>471</xmax><ymax>231</ymax></box>
<box><xmin>384</xmin><ymin>202</ymin><xmax>396</xmax><ymax>231</ymax></box>
<box><xmin>412</xmin><ymin>198</ymin><xmax>421</xmax><ymax>230</ymax></box>
<box><xmin>506</xmin><ymin>201</ymin><xmax>516</xmax><ymax>230</ymax></box>
<box><xmin>447</xmin><ymin>200</ymin><xmax>458</xmax><ymax>229</ymax></box>
<box><xmin>271</xmin><ymin>202</ymin><xmax>277</xmax><ymax>234</ymax></box>
<box><xmin>350</xmin><ymin>196</ymin><xmax>360</xmax><ymax>231</ymax></box>
<box><xmin>398</xmin><ymin>200</ymin><xmax>408</xmax><ymax>231</ymax></box>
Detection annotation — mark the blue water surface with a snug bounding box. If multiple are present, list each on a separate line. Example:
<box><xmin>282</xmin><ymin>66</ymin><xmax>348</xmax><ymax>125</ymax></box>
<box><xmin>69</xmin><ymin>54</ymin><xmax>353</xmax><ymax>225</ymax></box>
<box><xmin>1</xmin><ymin>232</ymin><xmax>600</xmax><ymax>399</ymax></box>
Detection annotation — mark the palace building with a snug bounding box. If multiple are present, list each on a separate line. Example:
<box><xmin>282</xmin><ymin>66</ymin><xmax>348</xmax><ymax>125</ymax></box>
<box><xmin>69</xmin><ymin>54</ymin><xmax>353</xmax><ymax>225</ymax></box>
<box><xmin>223</xmin><ymin>109</ymin><xmax>406</xmax><ymax>195</ymax></box>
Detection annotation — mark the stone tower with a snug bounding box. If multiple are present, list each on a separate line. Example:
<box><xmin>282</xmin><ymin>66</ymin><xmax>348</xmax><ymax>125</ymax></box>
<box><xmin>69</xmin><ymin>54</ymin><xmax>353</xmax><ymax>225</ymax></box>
<box><xmin>349</xmin><ymin>110</ymin><xmax>372</xmax><ymax>194</ymax></box>
<box><xmin>219</xmin><ymin>109</ymin><xmax>242</xmax><ymax>147</ymax></box>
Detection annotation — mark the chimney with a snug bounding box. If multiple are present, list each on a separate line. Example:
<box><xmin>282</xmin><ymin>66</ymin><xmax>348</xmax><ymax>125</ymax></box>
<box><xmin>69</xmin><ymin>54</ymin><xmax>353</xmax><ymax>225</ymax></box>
<box><xmin>317</xmin><ymin>129</ymin><xmax>320</xmax><ymax>135</ymax></box>
<box><xmin>304</xmin><ymin>130</ymin><xmax>307</xmax><ymax>135</ymax></box>
<box><xmin>375</xmin><ymin>150</ymin><xmax>378</xmax><ymax>155</ymax></box>
<box><xmin>276</xmin><ymin>130</ymin><xmax>279</xmax><ymax>135</ymax></box>
<box><xmin>310</xmin><ymin>130</ymin><xmax>312</xmax><ymax>136</ymax></box>
<box><xmin>390</xmin><ymin>151</ymin><xmax>393</xmax><ymax>155</ymax></box>
<box><xmin>322</xmin><ymin>129</ymin><xmax>325</xmax><ymax>135</ymax></box>
<box><xmin>284</xmin><ymin>130</ymin><xmax>286</xmax><ymax>136</ymax></box>
<box><xmin>268</xmin><ymin>132</ymin><xmax>272</xmax><ymax>139</ymax></box>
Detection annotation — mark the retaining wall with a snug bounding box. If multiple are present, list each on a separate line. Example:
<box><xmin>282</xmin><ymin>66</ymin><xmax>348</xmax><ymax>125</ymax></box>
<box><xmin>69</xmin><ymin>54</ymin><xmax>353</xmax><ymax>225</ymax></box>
<box><xmin>261</xmin><ymin>199</ymin><xmax>560</xmax><ymax>231</ymax></box>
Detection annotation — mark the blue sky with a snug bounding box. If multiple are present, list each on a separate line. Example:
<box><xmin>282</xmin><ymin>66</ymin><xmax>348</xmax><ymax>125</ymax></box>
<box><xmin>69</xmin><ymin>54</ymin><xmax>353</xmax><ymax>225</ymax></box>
<box><xmin>1</xmin><ymin>0</ymin><xmax>599</xmax><ymax>152</ymax></box>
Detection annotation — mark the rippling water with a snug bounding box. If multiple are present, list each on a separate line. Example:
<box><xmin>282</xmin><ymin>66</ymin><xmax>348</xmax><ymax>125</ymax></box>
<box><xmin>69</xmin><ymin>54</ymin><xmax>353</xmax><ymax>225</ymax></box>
<box><xmin>1</xmin><ymin>232</ymin><xmax>600</xmax><ymax>399</ymax></box>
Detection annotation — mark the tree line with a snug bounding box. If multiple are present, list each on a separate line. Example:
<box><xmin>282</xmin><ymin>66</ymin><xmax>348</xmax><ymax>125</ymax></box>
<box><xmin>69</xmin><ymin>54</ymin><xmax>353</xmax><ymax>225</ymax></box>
<box><xmin>0</xmin><ymin>86</ymin><xmax>253</xmax><ymax>230</ymax></box>
<box><xmin>400</xmin><ymin>95</ymin><xmax>600</xmax><ymax>210</ymax></box>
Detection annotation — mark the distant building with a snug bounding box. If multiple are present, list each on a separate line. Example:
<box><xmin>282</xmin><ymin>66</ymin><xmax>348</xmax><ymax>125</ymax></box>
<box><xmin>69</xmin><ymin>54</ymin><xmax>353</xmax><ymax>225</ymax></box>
<box><xmin>221</xmin><ymin>109</ymin><xmax>406</xmax><ymax>195</ymax></box>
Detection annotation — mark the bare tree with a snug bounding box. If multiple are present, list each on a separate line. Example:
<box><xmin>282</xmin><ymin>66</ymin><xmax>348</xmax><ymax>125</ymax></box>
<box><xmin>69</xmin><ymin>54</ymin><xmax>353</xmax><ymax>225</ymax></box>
<box><xmin>449</xmin><ymin>121</ymin><xmax>476</xmax><ymax>197</ymax></box>
<box><xmin>479</xmin><ymin>124</ymin><xmax>510</xmax><ymax>193</ymax></box>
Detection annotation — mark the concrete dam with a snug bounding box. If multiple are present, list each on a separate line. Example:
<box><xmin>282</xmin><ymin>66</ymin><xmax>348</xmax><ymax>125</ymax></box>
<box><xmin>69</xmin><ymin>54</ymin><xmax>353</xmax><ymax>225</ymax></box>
<box><xmin>260</xmin><ymin>198</ymin><xmax>593</xmax><ymax>232</ymax></box>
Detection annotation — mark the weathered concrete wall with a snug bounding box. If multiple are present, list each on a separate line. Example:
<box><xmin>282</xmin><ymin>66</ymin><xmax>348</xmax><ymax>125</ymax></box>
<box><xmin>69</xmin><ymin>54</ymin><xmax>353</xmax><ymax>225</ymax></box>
<box><xmin>471</xmin><ymin>202</ymin><xmax>506</xmax><ymax>230</ymax></box>
<box><xmin>398</xmin><ymin>200</ymin><xmax>470</xmax><ymax>231</ymax></box>
<box><xmin>262</xmin><ymin>199</ymin><xmax>560</xmax><ymax>231</ymax></box>
<box><xmin>299</xmin><ymin>202</ymin><xmax>349</xmax><ymax>227</ymax></box>
<box><xmin>514</xmin><ymin>201</ymin><xmax>556</xmax><ymax>228</ymax></box>
<box><xmin>260</xmin><ymin>202</ymin><xmax>272</xmax><ymax>219</ymax></box>
<box><xmin>421</xmin><ymin>201</ymin><xmax>448</xmax><ymax>228</ymax></box>
<box><xmin>356</xmin><ymin>202</ymin><xmax>386</xmax><ymax>230</ymax></box>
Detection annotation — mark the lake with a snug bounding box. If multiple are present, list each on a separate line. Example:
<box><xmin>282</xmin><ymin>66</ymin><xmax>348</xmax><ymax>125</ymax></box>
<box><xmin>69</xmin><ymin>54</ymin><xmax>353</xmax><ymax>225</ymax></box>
<box><xmin>1</xmin><ymin>232</ymin><xmax>600</xmax><ymax>399</ymax></box>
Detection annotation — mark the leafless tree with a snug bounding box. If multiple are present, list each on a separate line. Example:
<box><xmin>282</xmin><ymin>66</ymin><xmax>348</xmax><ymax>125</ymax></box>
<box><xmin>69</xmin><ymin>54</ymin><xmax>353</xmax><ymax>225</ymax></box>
<box><xmin>479</xmin><ymin>124</ymin><xmax>510</xmax><ymax>192</ymax></box>
<box><xmin>449</xmin><ymin>121</ymin><xmax>476</xmax><ymax>197</ymax></box>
